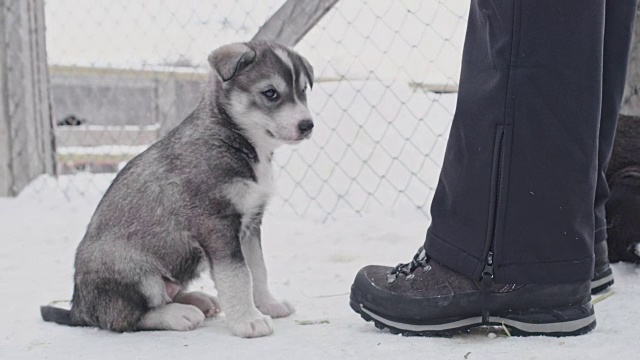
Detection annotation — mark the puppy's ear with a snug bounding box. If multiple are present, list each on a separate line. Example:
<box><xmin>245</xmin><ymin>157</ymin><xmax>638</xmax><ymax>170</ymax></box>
<box><xmin>208</xmin><ymin>43</ymin><xmax>256</xmax><ymax>81</ymax></box>
<box><xmin>300</xmin><ymin>56</ymin><xmax>314</xmax><ymax>89</ymax></box>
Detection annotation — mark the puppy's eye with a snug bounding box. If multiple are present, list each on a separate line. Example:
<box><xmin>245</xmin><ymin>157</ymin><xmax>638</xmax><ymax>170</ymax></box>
<box><xmin>301</xmin><ymin>87</ymin><xmax>307</xmax><ymax>95</ymax></box>
<box><xmin>262</xmin><ymin>89</ymin><xmax>279</xmax><ymax>100</ymax></box>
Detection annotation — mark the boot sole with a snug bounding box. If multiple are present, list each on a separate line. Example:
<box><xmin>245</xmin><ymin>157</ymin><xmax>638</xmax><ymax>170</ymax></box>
<box><xmin>350</xmin><ymin>299</ymin><xmax>596</xmax><ymax>337</ymax></box>
<box><xmin>591</xmin><ymin>267</ymin><xmax>614</xmax><ymax>295</ymax></box>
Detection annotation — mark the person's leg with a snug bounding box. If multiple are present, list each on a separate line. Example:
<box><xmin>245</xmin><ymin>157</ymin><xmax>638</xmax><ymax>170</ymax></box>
<box><xmin>425</xmin><ymin>0</ymin><xmax>607</xmax><ymax>284</ymax></box>
<box><xmin>350</xmin><ymin>0</ymin><xmax>636</xmax><ymax>337</ymax></box>
<box><xmin>592</xmin><ymin>0</ymin><xmax>639</xmax><ymax>292</ymax></box>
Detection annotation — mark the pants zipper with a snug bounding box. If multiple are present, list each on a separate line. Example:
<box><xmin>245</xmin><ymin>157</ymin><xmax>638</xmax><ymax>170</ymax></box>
<box><xmin>481</xmin><ymin>128</ymin><xmax>505</xmax><ymax>323</ymax></box>
<box><xmin>483</xmin><ymin>130</ymin><xmax>505</xmax><ymax>281</ymax></box>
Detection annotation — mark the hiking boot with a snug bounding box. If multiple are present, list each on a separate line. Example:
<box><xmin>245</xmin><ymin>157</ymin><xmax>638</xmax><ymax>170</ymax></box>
<box><xmin>591</xmin><ymin>240</ymin><xmax>614</xmax><ymax>294</ymax></box>
<box><xmin>350</xmin><ymin>248</ymin><xmax>596</xmax><ymax>337</ymax></box>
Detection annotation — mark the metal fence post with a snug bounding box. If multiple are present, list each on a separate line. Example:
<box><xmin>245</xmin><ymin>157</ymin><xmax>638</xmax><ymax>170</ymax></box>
<box><xmin>0</xmin><ymin>0</ymin><xmax>55</xmax><ymax>196</ymax></box>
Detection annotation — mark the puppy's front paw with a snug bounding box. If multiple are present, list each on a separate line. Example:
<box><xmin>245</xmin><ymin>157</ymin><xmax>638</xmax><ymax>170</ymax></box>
<box><xmin>231</xmin><ymin>315</ymin><xmax>274</xmax><ymax>338</ymax></box>
<box><xmin>257</xmin><ymin>300</ymin><xmax>295</xmax><ymax>318</ymax></box>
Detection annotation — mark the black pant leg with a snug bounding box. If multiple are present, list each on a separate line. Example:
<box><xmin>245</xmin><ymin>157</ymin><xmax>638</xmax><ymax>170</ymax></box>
<box><xmin>424</xmin><ymin>0</ymin><xmax>607</xmax><ymax>284</ymax></box>
<box><xmin>594</xmin><ymin>0</ymin><xmax>638</xmax><ymax>246</ymax></box>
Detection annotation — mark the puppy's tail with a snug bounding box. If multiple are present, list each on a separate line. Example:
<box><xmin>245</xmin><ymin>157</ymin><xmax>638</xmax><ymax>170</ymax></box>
<box><xmin>40</xmin><ymin>305</ymin><xmax>81</xmax><ymax>327</ymax></box>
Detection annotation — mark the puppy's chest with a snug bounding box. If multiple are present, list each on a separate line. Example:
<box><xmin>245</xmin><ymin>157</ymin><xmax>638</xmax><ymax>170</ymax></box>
<box><xmin>226</xmin><ymin>158</ymin><xmax>274</xmax><ymax>217</ymax></box>
<box><xmin>249</xmin><ymin>160</ymin><xmax>275</xmax><ymax>206</ymax></box>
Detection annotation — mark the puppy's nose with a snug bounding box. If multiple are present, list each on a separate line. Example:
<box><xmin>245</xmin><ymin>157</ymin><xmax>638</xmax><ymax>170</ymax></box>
<box><xmin>298</xmin><ymin>119</ymin><xmax>314</xmax><ymax>135</ymax></box>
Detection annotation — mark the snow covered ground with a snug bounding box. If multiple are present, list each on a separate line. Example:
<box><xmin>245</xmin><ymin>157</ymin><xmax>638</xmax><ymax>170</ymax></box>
<box><xmin>0</xmin><ymin>175</ymin><xmax>639</xmax><ymax>360</ymax></box>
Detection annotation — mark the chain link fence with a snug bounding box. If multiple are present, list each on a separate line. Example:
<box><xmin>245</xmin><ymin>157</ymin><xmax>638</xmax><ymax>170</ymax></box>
<box><xmin>286</xmin><ymin>1</ymin><xmax>467</xmax><ymax>219</ymax></box>
<box><xmin>8</xmin><ymin>0</ymin><xmax>470</xmax><ymax>220</ymax></box>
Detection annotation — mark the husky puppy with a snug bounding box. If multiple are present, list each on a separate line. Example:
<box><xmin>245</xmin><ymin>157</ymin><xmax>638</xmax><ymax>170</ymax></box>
<box><xmin>41</xmin><ymin>41</ymin><xmax>314</xmax><ymax>338</ymax></box>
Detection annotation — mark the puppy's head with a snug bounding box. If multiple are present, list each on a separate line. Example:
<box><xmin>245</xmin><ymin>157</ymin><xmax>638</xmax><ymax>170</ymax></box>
<box><xmin>208</xmin><ymin>42</ymin><xmax>314</xmax><ymax>146</ymax></box>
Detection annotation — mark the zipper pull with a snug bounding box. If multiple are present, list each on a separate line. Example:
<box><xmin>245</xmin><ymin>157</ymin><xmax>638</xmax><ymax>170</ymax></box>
<box><xmin>482</xmin><ymin>251</ymin><xmax>494</xmax><ymax>279</ymax></box>
<box><xmin>480</xmin><ymin>251</ymin><xmax>494</xmax><ymax>324</ymax></box>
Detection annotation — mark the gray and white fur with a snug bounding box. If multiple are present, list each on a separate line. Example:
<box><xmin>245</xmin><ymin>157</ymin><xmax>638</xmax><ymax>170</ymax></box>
<box><xmin>40</xmin><ymin>41</ymin><xmax>314</xmax><ymax>338</ymax></box>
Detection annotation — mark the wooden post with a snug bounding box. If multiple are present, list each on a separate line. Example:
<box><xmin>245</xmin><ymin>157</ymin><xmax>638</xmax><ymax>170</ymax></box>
<box><xmin>0</xmin><ymin>1</ymin><xmax>9</xmax><ymax>195</ymax></box>
<box><xmin>0</xmin><ymin>0</ymin><xmax>55</xmax><ymax>196</ymax></box>
<box><xmin>622</xmin><ymin>2</ymin><xmax>640</xmax><ymax>116</ymax></box>
<box><xmin>252</xmin><ymin>0</ymin><xmax>339</xmax><ymax>47</ymax></box>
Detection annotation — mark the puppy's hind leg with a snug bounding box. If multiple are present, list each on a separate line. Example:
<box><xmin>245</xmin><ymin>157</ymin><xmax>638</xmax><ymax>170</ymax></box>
<box><xmin>137</xmin><ymin>303</ymin><xmax>205</xmax><ymax>331</ymax></box>
<box><xmin>174</xmin><ymin>291</ymin><xmax>221</xmax><ymax>318</ymax></box>
<box><xmin>137</xmin><ymin>275</ymin><xmax>205</xmax><ymax>331</ymax></box>
<box><xmin>72</xmin><ymin>278</ymin><xmax>151</xmax><ymax>332</ymax></box>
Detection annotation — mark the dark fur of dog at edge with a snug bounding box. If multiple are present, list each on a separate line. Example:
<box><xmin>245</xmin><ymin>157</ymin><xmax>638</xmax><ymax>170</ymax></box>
<box><xmin>606</xmin><ymin>114</ymin><xmax>640</xmax><ymax>263</ymax></box>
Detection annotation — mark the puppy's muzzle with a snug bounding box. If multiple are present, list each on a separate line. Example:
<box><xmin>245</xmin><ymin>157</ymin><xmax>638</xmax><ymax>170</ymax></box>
<box><xmin>297</xmin><ymin>119</ymin><xmax>314</xmax><ymax>138</ymax></box>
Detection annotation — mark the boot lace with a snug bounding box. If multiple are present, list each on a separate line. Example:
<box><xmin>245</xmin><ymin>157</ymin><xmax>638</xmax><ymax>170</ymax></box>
<box><xmin>387</xmin><ymin>248</ymin><xmax>431</xmax><ymax>283</ymax></box>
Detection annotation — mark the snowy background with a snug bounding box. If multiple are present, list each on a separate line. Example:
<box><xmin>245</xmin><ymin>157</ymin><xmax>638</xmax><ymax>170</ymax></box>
<box><xmin>1</xmin><ymin>0</ymin><xmax>639</xmax><ymax>359</ymax></box>
<box><xmin>44</xmin><ymin>0</ymin><xmax>468</xmax><ymax>219</ymax></box>
<box><xmin>45</xmin><ymin>0</ymin><xmax>469</xmax><ymax>82</ymax></box>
